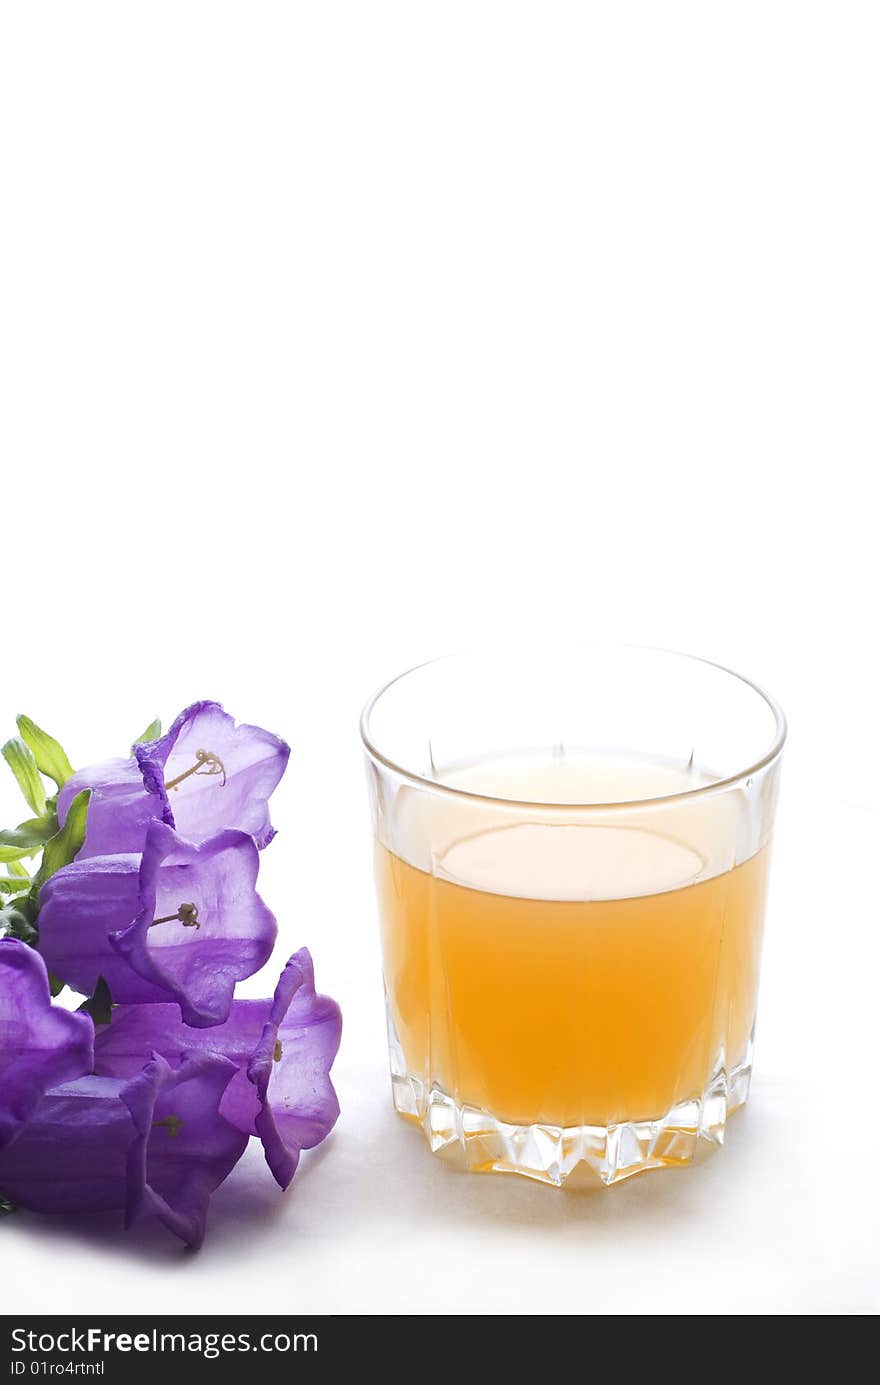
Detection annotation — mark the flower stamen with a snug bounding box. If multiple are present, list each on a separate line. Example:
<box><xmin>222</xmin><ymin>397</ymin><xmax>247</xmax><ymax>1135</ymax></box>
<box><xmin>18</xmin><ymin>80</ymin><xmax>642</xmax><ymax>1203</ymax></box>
<box><xmin>150</xmin><ymin>903</ymin><xmax>200</xmax><ymax>930</ymax></box>
<box><xmin>164</xmin><ymin>749</ymin><xmax>227</xmax><ymax>792</ymax></box>
<box><xmin>273</xmin><ymin>1040</ymin><xmax>283</xmax><ymax>1063</ymax></box>
<box><xmin>152</xmin><ymin>1115</ymin><xmax>184</xmax><ymax>1138</ymax></box>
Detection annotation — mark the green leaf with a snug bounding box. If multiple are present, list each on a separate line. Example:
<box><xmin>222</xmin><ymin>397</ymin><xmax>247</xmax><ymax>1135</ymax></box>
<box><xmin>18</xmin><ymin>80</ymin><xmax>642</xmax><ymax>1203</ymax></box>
<box><xmin>0</xmin><ymin>900</ymin><xmax>37</xmax><ymax>944</ymax></box>
<box><xmin>16</xmin><ymin>715</ymin><xmax>75</xmax><ymax>789</ymax></box>
<box><xmin>2</xmin><ymin>738</ymin><xmax>47</xmax><ymax>816</ymax></box>
<box><xmin>78</xmin><ymin>976</ymin><xmax>113</xmax><ymax>1026</ymax></box>
<box><xmin>31</xmin><ymin>789</ymin><xmax>90</xmax><ymax>898</ymax></box>
<box><xmin>0</xmin><ymin>846</ymin><xmax>38</xmax><ymax>864</ymax></box>
<box><xmin>48</xmin><ymin>971</ymin><xmax>66</xmax><ymax>997</ymax></box>
<box><xmin>0</xmin><ymin>815</ymin><xmax>57</xmax><ymax>862</ymax></box>
<box><xmin>6</xmin><ymin>860</ymin><xmax>29</xmax><ymax>879</ymax></box>
<box><xmin>0</xmin><ymin>876</ymin><xmax>29</xmax><ymax>895</ymax></box>
<box><xmin>0</xmin><ymin>817</ymin><xmax>56</xmax><ymax>849</ymax></box>
<box><xmin>0</xmin><ymin>846</ymin><xmax>36</xmax><ymax>864</ymax></box>
<box><xmin>133</xmin><ymin>717</ymin><xmax>161</xmax><ymax>746</ymax></box>
<box><xmin>0</xmin><ymin>1194</ymin><xmax>16</xmax><ymax>1216</ymax></box>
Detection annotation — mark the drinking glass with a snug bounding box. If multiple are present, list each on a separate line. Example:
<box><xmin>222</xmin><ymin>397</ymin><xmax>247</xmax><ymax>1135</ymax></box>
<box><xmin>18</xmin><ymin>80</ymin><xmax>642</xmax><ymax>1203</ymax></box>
<box><xmin>361</xmin><ymin>645</ymin><xmax>785</xmax><ymax>1185</ymax></box>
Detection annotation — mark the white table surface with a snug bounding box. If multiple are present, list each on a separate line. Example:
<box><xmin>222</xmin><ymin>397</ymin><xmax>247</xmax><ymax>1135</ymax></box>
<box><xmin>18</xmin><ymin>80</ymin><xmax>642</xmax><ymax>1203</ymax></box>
<box><xmin>4</xmin><ymin>755</ymin><xmax>877</xmax><ymax>1317</ymax></box>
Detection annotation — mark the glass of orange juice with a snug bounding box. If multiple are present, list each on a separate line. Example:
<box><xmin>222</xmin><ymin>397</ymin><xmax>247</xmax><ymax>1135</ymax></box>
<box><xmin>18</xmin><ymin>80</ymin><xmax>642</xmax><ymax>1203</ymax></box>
<box><xmin>361</xmin><ymin>645</ymin><xmax>785</xmax><ymax>1186</ymax></box>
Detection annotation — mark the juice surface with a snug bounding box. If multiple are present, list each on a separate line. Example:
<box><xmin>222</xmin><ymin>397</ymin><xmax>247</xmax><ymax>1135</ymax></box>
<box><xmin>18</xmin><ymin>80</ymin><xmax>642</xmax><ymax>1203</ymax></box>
<box><xmin>375</xmin><ymin>753</ymin><xmax>770</xmax><ymax>1128</ymax></box>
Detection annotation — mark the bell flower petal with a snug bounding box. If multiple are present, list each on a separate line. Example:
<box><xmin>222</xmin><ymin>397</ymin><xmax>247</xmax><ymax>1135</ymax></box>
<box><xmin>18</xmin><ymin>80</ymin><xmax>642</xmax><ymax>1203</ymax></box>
<box><xmin>123</xmin><ymin>1051</ymin><xmax>248</xmax><ymax>1246</ymax></box>
<box><xmin>94</xmin><ymin>948</ymin><xmax>341</xmax><ymax>1189</ymax></box>
<box><xmin>0</xmin><ymin>940</ymin><xmax>94</xmax><ymax>1150</ymax></box>
<box><xmin>0</xmin><ymin>1052</ymin><xmax>247</xmax><ymax>1247</ymax></box>
<box><xmin>38</xmin><ymin>821</ymin><xmax>277</xmax><ymax>1024</ymax></box>
<box><xmin>37</xmin><ymin>853</ymin><xmax>162</xmax><ymax>1004</ymax></box>
<box><xmin>56</xmin><ymin>758</ymin><xmax>162</xmax><ymax>859</ymax></box>
<box><xmin>137</xmin><ymin>701</ymin><xmax>289</xmax><ymax>850</ymax></box>
<box><xmin>57</xmin><ymin>701</ymin><xmax>290</xmax><ymax>859</ymax></box>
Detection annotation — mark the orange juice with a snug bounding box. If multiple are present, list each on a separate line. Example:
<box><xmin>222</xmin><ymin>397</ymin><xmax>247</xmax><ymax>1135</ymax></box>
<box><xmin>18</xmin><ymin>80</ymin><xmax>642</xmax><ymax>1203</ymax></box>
<box><xmin>375</xmin><ymin>753</ymin><xmax>770</xmax><ymax>1130</ymax></box>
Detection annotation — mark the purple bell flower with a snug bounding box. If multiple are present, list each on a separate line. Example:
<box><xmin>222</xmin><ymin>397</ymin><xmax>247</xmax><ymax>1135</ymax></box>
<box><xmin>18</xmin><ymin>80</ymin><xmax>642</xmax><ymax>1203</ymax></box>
<box><xmin>0</xmin><ymin>1051</ymin><xmax>247</xmax><ymax>1247</ymax></box>
<box><xmin>94</xmin><ymin>949</ymin><xmax>341</xmax><ymax>1189</ymax></box>
<box><xmin>57</xmin><ymin>701</ymin><xmax>289</xmax><ymax>859</ymax></box>
<box><xmin>55</xmin><ymin>757</ymin><xmax>159</xmax><ymax>858</ymax></box>
<box><xmin>0</xmin><ymin>940</ymin><xmax>94</xmax><ymax>1150</ymax></box>
<box><xmin>38</xmin><ymin>820</ymin><xmax>277</xmax><ymax>1026</ymax></box>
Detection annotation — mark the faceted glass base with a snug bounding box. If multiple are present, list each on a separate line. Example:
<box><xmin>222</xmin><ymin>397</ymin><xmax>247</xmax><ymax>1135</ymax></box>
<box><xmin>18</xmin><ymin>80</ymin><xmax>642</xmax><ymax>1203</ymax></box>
<box><xmin>388</xmin><ymin>1011</ymin><xmax>754</xmax><ymax>1187</ymax></box>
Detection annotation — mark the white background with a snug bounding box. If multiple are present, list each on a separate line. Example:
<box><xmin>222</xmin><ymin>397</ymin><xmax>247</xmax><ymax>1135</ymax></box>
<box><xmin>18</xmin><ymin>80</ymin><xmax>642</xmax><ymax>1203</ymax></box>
<box><xmin>1</xmin><ymin>3</ymin><xmax>877</xmax><ymax>1316</ymax></box>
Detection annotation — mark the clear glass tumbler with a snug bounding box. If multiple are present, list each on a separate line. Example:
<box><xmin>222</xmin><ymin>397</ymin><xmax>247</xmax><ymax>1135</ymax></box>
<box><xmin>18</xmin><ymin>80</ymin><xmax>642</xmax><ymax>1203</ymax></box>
<box><xmin>361</xmin><ymin>645</ymin><xmax>785</xmax><ymax>1186</ymax></box>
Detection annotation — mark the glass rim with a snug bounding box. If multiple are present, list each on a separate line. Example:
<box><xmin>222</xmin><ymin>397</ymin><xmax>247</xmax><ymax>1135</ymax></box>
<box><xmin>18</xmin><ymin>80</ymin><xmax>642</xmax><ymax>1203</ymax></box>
<box><xmin>359</xmin><ymin>642</ymin><xmax>787</xmax><ymax>813</ymax></box>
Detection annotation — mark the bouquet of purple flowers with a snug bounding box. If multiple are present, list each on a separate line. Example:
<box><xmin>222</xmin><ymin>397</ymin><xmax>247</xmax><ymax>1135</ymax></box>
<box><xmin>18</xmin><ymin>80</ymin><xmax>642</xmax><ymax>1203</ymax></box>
<box><xmin>0</xmin><ymin>702</ymin><xmax>341</xmax><ymax>1247</ymax></box>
